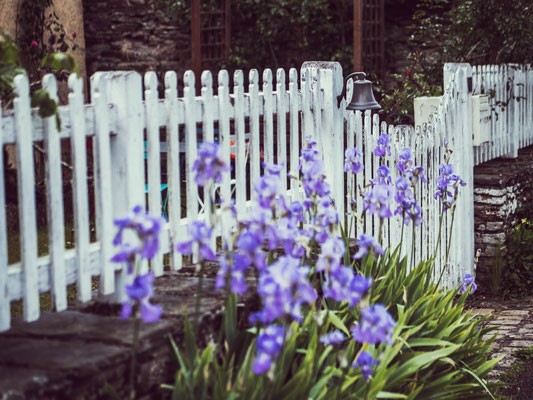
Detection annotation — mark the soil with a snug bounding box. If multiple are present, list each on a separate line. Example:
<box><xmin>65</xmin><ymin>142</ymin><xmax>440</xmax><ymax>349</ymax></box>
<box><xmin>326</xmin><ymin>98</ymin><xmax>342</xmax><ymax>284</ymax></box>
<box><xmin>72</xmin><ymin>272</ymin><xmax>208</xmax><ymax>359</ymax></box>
<box><xmin>498</xmin><ymin>358</ymin><xmax>533</xmax><ymax>399</ymax></box>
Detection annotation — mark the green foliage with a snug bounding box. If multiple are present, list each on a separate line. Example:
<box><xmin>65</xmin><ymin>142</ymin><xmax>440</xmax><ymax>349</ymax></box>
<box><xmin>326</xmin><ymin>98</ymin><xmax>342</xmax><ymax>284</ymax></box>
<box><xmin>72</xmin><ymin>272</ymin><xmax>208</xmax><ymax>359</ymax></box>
<box><xmin>0</xmin><ymin>34</ymin><xmax>77</xmax><ymax>128</ymax></box>
<box><xmin>514</xmin><ymin>346</ymin><xmax>533</xmax><ymax>361</ymax></box>
<box><xmin>488</xmin><ymin>244</ymin><xmax>504</xmax><ymax>296</ymax></box>
<box><xmin>502</xmin><ymin>218</ymin><xmax>533</xmax><ymax>297</ymax></box>
<box><xmin>228</xmin><ymin>0</ymin><xmax>352</xmax><ymax>72</ymax></box>
<box><xmin>0</xmin><ymin>33</ymin><xmax>25</xmax><ymax>106</ymax></box>
<box><xmin>375</xmin><ymin>53</ymin><xmax>442</xmax><ymax>125</ymax></box>
<box><xmin>154</xmin><ymin>0</ymin><xmax>353</xmax><ymax>73</ymax></box>
<box><xmin>381</xmin><ymin>0</ymin><xmax>533</xmax><ymax>123</ymax></box>
<box><xmin>17</xmin><ymin>0</ymin><xmax>82</xmax><ymax>83</ymax></box>
<box><xmin>165</xmin><ymin>249</ymin><xmax>500</xmax><ymax>399</ymax></box>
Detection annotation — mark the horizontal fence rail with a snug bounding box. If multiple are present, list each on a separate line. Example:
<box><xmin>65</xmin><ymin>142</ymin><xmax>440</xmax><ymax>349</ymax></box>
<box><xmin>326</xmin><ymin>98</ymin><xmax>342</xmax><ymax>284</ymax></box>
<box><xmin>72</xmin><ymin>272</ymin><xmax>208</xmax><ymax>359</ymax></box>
<box><xmin>0</xmin><ymin>62</ymin><xmax>531</xmax><ymax>331</ymax></box>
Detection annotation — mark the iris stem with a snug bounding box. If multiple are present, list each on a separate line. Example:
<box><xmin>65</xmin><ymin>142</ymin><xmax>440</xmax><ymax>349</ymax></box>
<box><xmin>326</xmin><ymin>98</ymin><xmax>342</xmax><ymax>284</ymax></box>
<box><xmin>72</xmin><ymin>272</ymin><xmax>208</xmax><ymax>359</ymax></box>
<box><xmin>129</xmin><ymin>315</ymin><xmax>140</xmax><ymax>400</ymax></box>
<box><xmin>411</xmin><ymin>223</ymin><xmax>416</xmax><ymax>270</ymax></box>
<box><xmin>194</xmin><ymin>259</ymin><xmax>206</xmax><ymax>335</ymax></box>
<box><xmin>399</xmin><ymin>215</ymin><xmax>405</xmax><ymax>258</ymax></box>
<box><xmin>436</xmin><ymin>205</ymin><xmax>456</xmax><ymax>287</ymax></box>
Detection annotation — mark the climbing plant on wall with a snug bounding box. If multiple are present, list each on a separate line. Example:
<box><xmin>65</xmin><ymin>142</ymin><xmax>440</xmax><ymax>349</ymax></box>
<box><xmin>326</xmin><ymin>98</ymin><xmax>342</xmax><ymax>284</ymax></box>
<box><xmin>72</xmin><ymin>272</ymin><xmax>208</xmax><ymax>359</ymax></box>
<box><xmin>17</xmin><ymin>0</ymin><xmax>82</xmax><ymax>84</ymax></box>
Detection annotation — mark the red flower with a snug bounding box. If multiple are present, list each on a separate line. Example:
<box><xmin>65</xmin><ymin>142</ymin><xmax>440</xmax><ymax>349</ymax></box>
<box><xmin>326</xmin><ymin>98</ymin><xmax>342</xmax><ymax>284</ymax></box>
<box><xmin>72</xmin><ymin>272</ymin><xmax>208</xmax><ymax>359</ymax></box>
<box><xmin>72</xmin><ymin>32</ymin><xmax>77</xmax><ymax>38</ymax></box>
<box><xmin>405</xmin><ymin>69</ymin><xmax>411</xmax><ymax>76</ymax></box>
<box><xmin>31</xmin><ymin>41</ymin><xmax>38</xmax><ymax>47</ymax></box>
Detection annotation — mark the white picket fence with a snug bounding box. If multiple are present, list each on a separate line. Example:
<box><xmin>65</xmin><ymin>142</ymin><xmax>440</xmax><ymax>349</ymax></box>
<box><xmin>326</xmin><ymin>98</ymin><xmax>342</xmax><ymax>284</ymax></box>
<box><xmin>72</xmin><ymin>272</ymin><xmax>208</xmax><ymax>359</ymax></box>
<box><xmin>0</xmin><ymin>61</ymin><xmax>531</xmax><ymax>331</ymax></box>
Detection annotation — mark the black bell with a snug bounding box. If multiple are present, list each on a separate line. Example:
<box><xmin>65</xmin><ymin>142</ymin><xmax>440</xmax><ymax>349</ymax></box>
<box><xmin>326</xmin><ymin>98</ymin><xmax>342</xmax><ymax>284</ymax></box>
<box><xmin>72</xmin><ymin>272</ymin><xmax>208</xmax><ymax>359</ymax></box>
<box><xmin>337</xmin><ymin>72</ymin><xmax>381</xmax><ymax>111</ymax></box>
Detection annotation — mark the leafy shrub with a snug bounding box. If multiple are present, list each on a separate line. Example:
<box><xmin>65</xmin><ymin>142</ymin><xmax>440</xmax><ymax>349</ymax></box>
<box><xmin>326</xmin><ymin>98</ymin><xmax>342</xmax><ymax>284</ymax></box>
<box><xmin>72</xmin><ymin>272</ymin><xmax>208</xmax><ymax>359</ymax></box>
<box><xmin>502</xmin><ymin>218</ymin><xmax>533</xmax><ymax>297</ymax></box>
<box><xmin>160</xmin><ymin>250</ymin><xmax>499</xmax><ymax>399</ymax></box>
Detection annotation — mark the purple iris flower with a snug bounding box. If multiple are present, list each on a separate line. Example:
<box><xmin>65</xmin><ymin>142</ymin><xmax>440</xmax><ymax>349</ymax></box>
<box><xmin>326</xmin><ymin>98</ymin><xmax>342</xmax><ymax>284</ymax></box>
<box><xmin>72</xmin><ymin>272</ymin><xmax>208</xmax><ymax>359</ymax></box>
<box><xmin>263</xmin><ymin>162</ymin><xmax>284</xmax><ymax>176</ymax></box>
<box><xmin>320</xmin><ymin>330</ymin><xmax>346</xmax><ymax>345</ymax></box>
<box><xmin>397</xmin><ymin>148</ymin><xmax>412</xmax><ymax>176</ymax></box>
<box><xmin>344</xmin><ymin>147</ymin><xmax>364</xmax><ymax>174</ymax></box>
<box><xmin>254</xmin><ymin>174</ymin><xmax>282</xmax><ymax>208</ymax></box>
<box><xmin>405</xmin><ymin>204</ymin><xmax>423</xmax><ymax>226</ymax></box>
<box><xmin>324</xmin><ymin>267</ymin><xmax>372</xmax><ymax>307</ymax></box>
<box><xmin>353</xmin><ymin>233</ymin><xmax>384</xmax><ymax>259</ymax></box>
<box><xmin>121</xmin><ymin>272</ymin><xmax>162</xmax><ymax>323</ymax></box>
<box><xmin>250</xmin><ymin>256</ymin><xmax>317</xmax><ymax>324</ymax></box>
<box><xmin>252</xmin><ymin>325</ymin><xmax>285</xmax><ymax>374</ymax></box>
<box><xmin>300</xmin><ymin>140</ymin><xmax>331</xmax><ymax>198</ymax></box>
<box><xmin>362</xmin><ymin>183</ymin><xmax>394</xmax><ymax>219</ymax></box>
<box><xmin>316</xmin><ymin>237</ymin><xmax>345</xmax><ymax>273</ymax></box>
<box><xmin>374</xmin><ymin>133</ymin><xmax>391</xmax><ymax>158</ymax></box>
<box><xmin>435</xmin><ymin>162</ymin><xmax>466</xmax><ymax>211</ymax></box>
<box><xmin>352</xmin><ymin>351</ymin><xmax>378</xmax><ymax>380</ymax></box>
<box><xmin>460</xmin><ymin>273</ymin><xmax>477</xmax><ymax>294</ymax></box>
<box><xmin>175</xmin><ymin>221</ymin><xmax>216</xmax><ymax>261</ymax></box>
<box><xmin>372</xmin><ymin>165</ymin><xmax>391</xmax><ymax>185</ymax></box>
<box><xmin>215</xmin><ymin>253</ymin><xmax>250</xmax><ymax>295</ymax></box>
<box><xmin>351</xmin><ymin>304</ymin><xmax>396</xmax><ymax>345</ymax></box>
<box><xmin>192</xmin><ymin>142</ymin><xmax>229</xmax><ymax>186</ymax></box>
<box><xmin>110</xmin><ymin>243</ymin><xmax>138</xmax><ymax>273</ymax></box>
<box><xmin>112</xmin><ymin>205</ymin><xmax>164</xmax><ymax>261</ymax></box>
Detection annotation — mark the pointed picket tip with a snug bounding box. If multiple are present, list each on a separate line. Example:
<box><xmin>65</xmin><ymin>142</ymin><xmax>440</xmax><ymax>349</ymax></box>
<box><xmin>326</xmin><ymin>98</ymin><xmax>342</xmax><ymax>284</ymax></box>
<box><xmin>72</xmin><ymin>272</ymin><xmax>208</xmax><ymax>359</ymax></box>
<box><xmin>233</xmin><ymin>70</ymin><xmax>244</xmax><ymax>88</ymax></box>
<box><xmin>13</xmin><ymin>73</ymin><xmax>30</xmax><ymax>97</ymax></box>
<box><xmin>183</xmin><ymin>70</ymin><xmax>196</xmax><ymax>90</ymax></box>
<box><xmin>263</xmin><ymin>69</ymin><xmax>273</xmax><ymax>85</ymax></box>
<box><xmin>201</xmin><ymin>70</ymin><xmax>213</xmax><ymax>90</ymax></box>
<box><xmin>42</xmin><ymin>74</ymin><xmax>59</xmax><ymax>102</ymax></box>
<box><xmin>164</xmin><ymin>71</ymin><xmax>178</xmax><ymax>91</ymax></box>
<box><xmin>289</xmin><ymin>68</ymin><xmax>298</xmax><ymax>83</ymax></box>
<box><xmin>218</xmin><ymin>69</ymin><xmax>229</xmax><ymax>87</ymax></box>
<box><xmin>249</xmin><ymin>69</ymin><xmax>259</xmax><ymax>85</ymax></box>
<box><xmin>144</xmin><ymin>71</ymin><xmax>158</xmax><ymax>92</ymax></box>
<box><xmin>68</xmin><ymin>72</ymin><xmax>84</xmax><ymax>95</ymax></box>
<box><xmin>276</xmin><ymin>68</ymin><xmax>286</xmax><ymax>85</ymax></box>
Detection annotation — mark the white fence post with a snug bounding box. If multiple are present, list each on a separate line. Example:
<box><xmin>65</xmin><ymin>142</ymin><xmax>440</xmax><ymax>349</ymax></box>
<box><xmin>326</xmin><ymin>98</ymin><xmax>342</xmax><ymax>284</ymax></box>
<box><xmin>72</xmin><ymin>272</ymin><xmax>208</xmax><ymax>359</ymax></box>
<box><xmin>506</xmin><ymin>65</ymin><xmax>520</xmax><ymax>158</ymax></box>
<box><xmin>443</xmin><ymin>63</ymin><xmax>475</xmax><ymax>282</ymax></box>
<box><xmin>101</xmin><ymin>71</ymin><xmax>145</xmax><ymax>302</ymax></box>
<box><xmin>90</xmin><ymin>72</ymin><xmax>115</xmax><ymax>295</ymax></box>
<box><xmin>69</xmin><ymin>74</ymin><xmax>92</xmax><ymax>302</ymax></box>
<box><xmin>301</xmin><ymin>61</ymin><xmax>346</xmax><ymax>222</ymax></box>
<box><xmin>43</xmin><ymin>74</ymin><xmax>67</xmax><ymax>310</ymax></box>
<box><xmin>0</xmin><ymin>100</ymin><xmax>9</xmax><ymax>331</ymax></box>
<box><xmin>14</xmin><ymin>75</ymin><xmax>40</xmax><ymax>322</ymax></box>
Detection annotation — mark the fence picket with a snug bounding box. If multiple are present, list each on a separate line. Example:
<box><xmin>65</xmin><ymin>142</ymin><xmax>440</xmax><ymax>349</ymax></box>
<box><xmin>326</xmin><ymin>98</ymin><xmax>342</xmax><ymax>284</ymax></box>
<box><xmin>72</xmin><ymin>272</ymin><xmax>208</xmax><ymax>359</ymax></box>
<box><xmin>355</xmin><ymin>111</ymin><xmax>364</xmax><ymax>238</ymax></box>
<box><xmin>184</xmin><ymin>71</ymin><xmax>199</xmax><ymax>231</ymax></box>
<box><xmin>14</xmin><ymin>74</ymin><xmax>40</xmax><ymax>322</ymax></box>
<box><xmin>90</xmin><ymin>73</ymin><xmax>115</xmax><ymax>293</ymax></box>
<box><xmin>218</xmin><ymin>70</ymin><xmax>233</xmax><ymax>243</ymax></box>
<box><xmin>249</xmin><ymin>70</ymin><xmax>261</xmax><ymax>186</ymax></box>
<box><xmin>144</xmin><ymin>72</ymin><xmax>163</xmax><ymax>276</ymax></box>
<box><xmin>0</xmin><ymin>100</ymin><xmax>9</xmax><ymax>331</ymax></box>
<box><xmin>165</xmin><ymin>71</ymin><xmax>182</xmax><ymax>270</ymax></box>
<box><xmin>276</xmin><ymin>69</ymin><xmax>288</xmax><ymax>192</ymax></box>
<box><xmin>288</xmin><ymin>68</ymin><xmax>300</xmax><ymax>202</ymax></box>
<box><xmin>69</xmin><ymin>74</ymin><xmax>92</xmax><ymax>302</ymax></box>
<box><xmin>263</xmin><ymin>69</ymin><xmax>274</xmax><ymax>165</ymax></box>
<box><xmin>233</xmin><ymin>70</ymin><xmax>247</xmax><ymax>216</ymax></box>
<box><xmin>301</xmin><ymin>68</ymin><xmax>312</xmax><ymax>140</ymax></box>
<box><xmin>42</xmin><ymin>75</ymin><xmax>67</xmax><ymax>310</ymax></box>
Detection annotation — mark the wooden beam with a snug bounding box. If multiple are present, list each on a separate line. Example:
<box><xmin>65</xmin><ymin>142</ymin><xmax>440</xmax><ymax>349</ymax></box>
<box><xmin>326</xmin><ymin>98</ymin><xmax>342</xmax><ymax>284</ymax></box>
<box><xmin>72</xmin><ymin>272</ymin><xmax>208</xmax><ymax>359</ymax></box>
<box><xmin>379</xmin><ymin>0</ymin><xmax>385</xmax><ymax>77</ymax></box>
<box><xmin>353</xmin><ymin>0</ymin><xmax>363</xmax><ymax>72</ymax></box>
<box><xmin>225</xmin><ymin>0</ymin><xmax>231</xmax><ymax>60</ymax></box>
<box><xmin>191</xmin><ymin>0</ymin><xmax>201</xmax><ymax>80</ymax></box>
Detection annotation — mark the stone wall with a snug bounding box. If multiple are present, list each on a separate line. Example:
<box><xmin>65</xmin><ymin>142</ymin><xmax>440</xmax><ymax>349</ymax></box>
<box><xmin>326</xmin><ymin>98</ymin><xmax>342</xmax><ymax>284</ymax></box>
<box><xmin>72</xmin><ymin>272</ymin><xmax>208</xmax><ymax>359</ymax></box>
<box><xmin>82</xmin><ymin>0</ymin><xmax>191</xmax><ymax>79</ymax></box>
<box><xmin>474</xmin><ymin>145</ymin><xmax>533</xmax><ymax>290</ymax></box>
